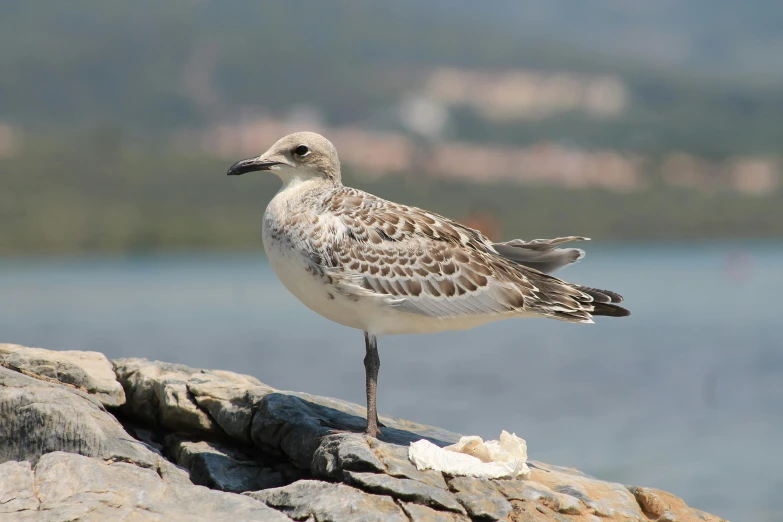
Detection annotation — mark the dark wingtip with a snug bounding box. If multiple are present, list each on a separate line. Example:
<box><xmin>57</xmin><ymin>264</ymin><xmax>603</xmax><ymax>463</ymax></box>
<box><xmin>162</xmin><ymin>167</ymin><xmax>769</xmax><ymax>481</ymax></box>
<box><xmin>577</xmin><ymin>285</ymin><xmax>625</xmax><ymax>304</ymax></box>
<box><xmin>592</xmin><ymin>303</ymin><xmax>631</xmax><ymax>318</ymax></box>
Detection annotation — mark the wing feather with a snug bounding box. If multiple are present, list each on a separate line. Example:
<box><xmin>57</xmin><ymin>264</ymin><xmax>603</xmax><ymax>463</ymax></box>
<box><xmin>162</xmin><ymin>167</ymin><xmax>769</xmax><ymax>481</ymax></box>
<box><xmin>313</xmin><ymin>187</ymin><xmax>618</xmax><ymax>323</ymax></box>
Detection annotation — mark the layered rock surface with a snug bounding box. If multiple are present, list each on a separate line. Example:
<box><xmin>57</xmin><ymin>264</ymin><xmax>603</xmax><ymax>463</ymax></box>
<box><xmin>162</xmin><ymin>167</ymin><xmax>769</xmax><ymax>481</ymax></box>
<box><xmin>0</xmin><ymin>344</ymin><xmax>727</xmax><ymax>521</ymax></box>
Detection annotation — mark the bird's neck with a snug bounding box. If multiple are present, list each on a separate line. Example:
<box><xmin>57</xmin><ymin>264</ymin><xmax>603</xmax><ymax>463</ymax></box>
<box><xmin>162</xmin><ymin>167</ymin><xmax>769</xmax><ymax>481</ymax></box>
<box><xmin>271</xmin><ymin>175</ymin><xmax>338</xmax><ymax>214</ymax></box>
<box><xmin>276</xmin><ymin>171</ymin><xmax>340</xmax><ymax>195</ymax></box>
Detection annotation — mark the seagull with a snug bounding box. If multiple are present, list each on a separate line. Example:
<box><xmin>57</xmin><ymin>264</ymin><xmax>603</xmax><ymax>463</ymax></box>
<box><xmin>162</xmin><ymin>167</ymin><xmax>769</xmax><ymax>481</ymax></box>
<box><xmin>228</xmin><ymin>132</ymin><xmax>630</xmax><ymax>437</ymax></box>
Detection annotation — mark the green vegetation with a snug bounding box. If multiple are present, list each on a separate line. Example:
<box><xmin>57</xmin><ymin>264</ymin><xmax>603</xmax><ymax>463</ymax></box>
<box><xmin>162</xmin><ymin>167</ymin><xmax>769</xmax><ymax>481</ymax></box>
<box><xmin>1</xmin><ymin>1</ymin><xmax>782</xmax><ymax>254</ymax></box>
<box><xmin>0</xmin><ymin>1</ymin><xmax>782</xmax><ymax>158</ymax></box>
<box><xmin>2</xmin><ymin>136</ymin><xmax>782</xmax><ymax>255</ymax></box>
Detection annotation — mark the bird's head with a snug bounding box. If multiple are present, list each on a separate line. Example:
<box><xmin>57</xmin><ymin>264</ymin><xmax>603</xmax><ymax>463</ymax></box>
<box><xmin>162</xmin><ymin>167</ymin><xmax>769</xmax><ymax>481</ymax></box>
<box><xmin>227</xmin><ymin>131</ymin><xmax>341</xmax><ymax>185</ymax></box>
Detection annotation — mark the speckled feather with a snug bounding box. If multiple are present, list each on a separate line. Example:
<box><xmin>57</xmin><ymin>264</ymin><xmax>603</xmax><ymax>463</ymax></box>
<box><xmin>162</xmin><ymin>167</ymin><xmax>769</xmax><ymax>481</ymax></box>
<box><xmin>237</xmin><ymin>131</ymin><xmax>629</xmax><ymax>336</ymax></box>
<box><xmin>264</xmin><ymin>184</ymin><xmax>626</xmax><ymax>326</ymax></box>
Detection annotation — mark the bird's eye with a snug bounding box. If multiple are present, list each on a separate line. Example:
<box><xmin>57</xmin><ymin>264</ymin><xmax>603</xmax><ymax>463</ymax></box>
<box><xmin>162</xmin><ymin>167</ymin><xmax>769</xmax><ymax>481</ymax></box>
<box><xmin>293</xmin><ymin>145</ymin><xmax>310</xmax><ymax>157</ymax></box>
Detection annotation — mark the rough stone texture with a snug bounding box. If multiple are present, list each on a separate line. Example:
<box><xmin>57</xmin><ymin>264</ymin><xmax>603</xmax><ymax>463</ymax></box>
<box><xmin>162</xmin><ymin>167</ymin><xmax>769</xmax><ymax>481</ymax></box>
<box><xmin>312</xmin><ymin>433</ymin><xmax>386</xmax><ymax>480</ymax></box>
<box><xmin>369</xmin><ymin>437</ymin><xmax>449</xmax><ymax>489</ymax></box>
<box><xmin>166</xmin><ymin>437</ymin><xmax>288</xmax><ymax>493</ymax></box>
<box><xmin>0</xmin><ymin>349</ymin><xmax>728</xmax><ymax>522</ymax></box>
<box><xmin>400</xmin><ymin>502</ymin><xmax>471</xmax><ymax>522</ymax></box>
<box><xmin>247</xmin><ymin>480</ymin><xmax>408</xmax><ymax>521</ymax></box>
<box><xmin>312</xmin><ymin>433</ymin><xmax>447</xmax><ymax>489</ymax></box>
<box><xmin>629</xmin><ymin>486</ymin><xmax>710</xmax><ymax>522</ymax></box>
<box><xmin>448</xmin><ymin>476</ymin><xmax>514</xmax><ymax>520</ymax></box>
<box><xmin>629</xmin><ymin>486</ymin><xmax>668</xmax><ymax>517</ymax></box>
<box><xmin>0</xmin><ymin>461</ymin><xmax>38</xmax><ymax>513</ymax></box>
<box><xmin>251</xmin><ymin>390</ymin><xmax>461</xmax><ymax>469</ymax></box>
<box><xmin>113</xmin><ymin>358</ymin><xmax>259</xmax><ymax>437</ymax></box>
<box><xmin>345</xmin><ymin>471</ymin><xmax>465</xmax><ymax>513</ymax></box>
<box><xmin>188</xmin><ymin>371</ymin><xmax>272</xmax><ymax>442</ymax></box>
<box><xmin>0</xmin><ymin>452</ymin><xmax>290</xmax><ymax>522</ymax></box>
<box><xmin>525</xmin><ymin>461</ymin><xmax>649</xmax><ymax>519</ymax></box>
<box><xmin>0</xmin><ymin>366</ymin><xmax>173</xmax><ymax>475</ymax></box>
<box><xmin>494</xmin><ymin>478</ymin><xmax>586</xmax><ymax>515</ymax></box>
<box><xmin>0</xmin><ymin>343</ymin><xmax>125</xmax><ymax>407</ymax></box>
<box><xmin>116</xmin><ymin>359</ymin><xmax>460</xmax><ymax>468</ymax></box>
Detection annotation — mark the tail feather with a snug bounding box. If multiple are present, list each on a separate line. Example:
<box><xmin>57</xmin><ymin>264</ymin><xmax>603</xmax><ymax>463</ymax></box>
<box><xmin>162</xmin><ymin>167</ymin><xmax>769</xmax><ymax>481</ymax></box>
<box><xmin>494</xmin><ymin>236</ymin><xmax>631</xmax><ymax>318</ymax></box>
<box><xmin>576</xmin><ymin>285</ymin><xmax>630</xmax><ymax>317</ymax></box>
<box><xmin>493</xmin><ymin>236</ymin><xmax>588</xmax><ymax>274</ymax></box>
<box><xmin>591</xmin><ymin>302</ymin><xmax>631</xmax><ymax>317</ymax></box>
<box><xmin>575</xmin><ymin>285</ymin><xmax>624</xmax><ymax>304</ymax></box>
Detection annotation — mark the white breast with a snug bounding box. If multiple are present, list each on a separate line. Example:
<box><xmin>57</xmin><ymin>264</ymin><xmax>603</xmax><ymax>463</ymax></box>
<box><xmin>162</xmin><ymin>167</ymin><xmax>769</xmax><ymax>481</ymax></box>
<box><xmin>261</xmin><ymin>188</ymin><xmax>370</xmax><ymax>331</ymax></box>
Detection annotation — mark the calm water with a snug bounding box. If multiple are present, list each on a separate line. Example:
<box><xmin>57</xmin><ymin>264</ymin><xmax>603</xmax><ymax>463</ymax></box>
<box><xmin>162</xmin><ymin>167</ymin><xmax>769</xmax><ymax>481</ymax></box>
<box><xmin>1</xmin><ymin>244</ymin><xmax>781</xmax><ymax>522</ymax></box>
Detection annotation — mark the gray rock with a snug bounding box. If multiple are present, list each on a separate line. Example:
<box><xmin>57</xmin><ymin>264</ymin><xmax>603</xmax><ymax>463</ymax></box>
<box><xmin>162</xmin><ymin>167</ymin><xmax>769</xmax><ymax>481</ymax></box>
<box><xmin>115</xmin><ymin>358</ymin><xmax>459</xmax><ymax>470</ymax></box>
<box><xmin>0</xmin><ymin>461</ymin><xmax>38</xmax><ymax>513</ymax></box>
<box><xmin>495</xmin><ymin>479</ymin><xmax>585</xmax><ymax>515</ymax></box>
<box><xmin>0</xmin><ymin>344</ymin><xmax>125</xmax><ymax>407</ymax></box>
<box><xmin>114</xmin><ymin>358</ymin><xmax>217</xmax><ymax>435</ymax></box>
<box><xmin>0</xmin><ymin>366</ymin><xmax>161</xmax><ymax>470</ymax></box>
<box><xmin>369</xmin><ymin>438</ymin><xmax>448</xmax><ymax>489</ymax></box>
<box><xmin>114</xmin><ymin>358</ymin><xmax>273</xmax><ymax>441</ymax></box>
<box><xmin>251</xmin><ymin>393</ymin><xmax>356</xmax><ymax>469</ymax></box>
<box><xmin>346</xmin><ymin>471</ymin><xmax>465</xmax><ymax>514</ymax></box>
<box><xmin>0</xmin><ymin>348</ymin><xmax>728</xmax><ymax>522</ymax></box>
<box><xmin>246</xmin><ymin>479</ymin><xmax>408</xmax><ymax>522</ymax></box>
<box><xmin>399</xmin><ymin>502</ymin><xmax>471</xmax><ymax>522</ymax></box>
<box><xmin>156</xmin><ymin>378</ymin><xmax>218</xmax><ymax>433</ymax></box>
<box><xmin>447</xmin><ymin>476</ymin><xmax>513</xmax><ymax>521</ymax></box>
<box><xmin>453</xmin><ymin>493</ymin><xmax>512</xmax><ymax>521</ymax></box>
<box><xmin>251</xmin><ymin>390</ymin><xmax>460</xmax><ymax>469</ymax></box>
<box><xmin>167</xmin><ymin>437</ymin><xmax>285</xmax><ymax>493</ymax></box>
<box><xmin>0</xmin><ymin>451</ymin><xmax>290</xmax><ymax>522</ymax></box>
<box><xmin>312</xmin><ymin>433</ymin><xmax>386</xmax><ymax>480</ymax></box>
<box><xmin>312</xmin><ymin>434</ymin><xmax>447</xmax><ymax>488</ymax></box>
<box><xmin>528</xmin><ymin>461</ymin><xmax>644</xmax><ymax>519</ymax></box>
<box><xmin>188</xmin><ymin>374</ymin><xmax>272</xmax><ymax>442</ymax></box>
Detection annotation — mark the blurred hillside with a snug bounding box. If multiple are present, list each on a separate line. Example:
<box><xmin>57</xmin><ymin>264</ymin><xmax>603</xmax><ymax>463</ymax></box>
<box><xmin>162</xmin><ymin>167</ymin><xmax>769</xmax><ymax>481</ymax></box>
<box><xmin>1</xmin><ymin>0</ymin><xmax>782</xmax><ymax>254</ymax></box>
<box><xmin>444</xmin><ymin>0</ymin><xmax>783</xmax><ymax>82</ymax></box>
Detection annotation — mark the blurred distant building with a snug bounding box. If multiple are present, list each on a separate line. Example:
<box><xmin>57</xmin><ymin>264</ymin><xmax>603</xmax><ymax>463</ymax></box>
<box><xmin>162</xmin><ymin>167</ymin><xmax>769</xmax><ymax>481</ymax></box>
<box><xmin>0</xmin><ymin>123</ymin><xmax>22</xmax><ymax>158</ymax></box>
<box><xmin>729</xmin><ymin>158</ymin><xmax>780</xmax><ymax>196</ymax></box>
<box><xmin>660</xmin><ymin>152</ymin><xmax>780</xmax><ymax>196</ymax></box>
<box><xmin>424</xmin><ymin>141</ymin><xmax>642</xmax><ymax>192</ymax></box>
<box><xmin>397</xmin><ymin>95</ymin><xmax>450</xmax><ymax>139</ymax></box>
<box><xmin>331</xmin><ymin>127</ymin><xmax>415</xmax><ymax>177</ymax></box>
<box><xmin>422</xmin><ymin>68</ymin><xmax>629</xmax><ymax>120</ymax></box>
<box><xmin>188</xmin><ymin>115</ymin><xmax>779</xmax><ymax>196</ymax></box>
<box><xmin>193</xmin><ymin>116</ymin><xmax>643</xmax><ymax>192</ymax></box>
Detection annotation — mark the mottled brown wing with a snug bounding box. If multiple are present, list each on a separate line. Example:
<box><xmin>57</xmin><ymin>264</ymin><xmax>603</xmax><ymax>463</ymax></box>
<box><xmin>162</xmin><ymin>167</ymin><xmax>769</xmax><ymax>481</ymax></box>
<box><xmin>325</xmin><ymin>187</ymin><xmax>494</xmax><ymax>251</ymax></box>
<box><xmin>319</xmin><ymin>188</ymin><xmax>597</xmax><ymax>322</ymax></box>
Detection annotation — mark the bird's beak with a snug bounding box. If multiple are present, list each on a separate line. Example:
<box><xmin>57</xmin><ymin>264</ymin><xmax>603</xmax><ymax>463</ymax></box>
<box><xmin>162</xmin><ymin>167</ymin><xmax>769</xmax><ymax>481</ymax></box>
<box><xmin>226</xmin><ymin>156</ymin><xmax>284</xmax><ymax>176</ymax></box>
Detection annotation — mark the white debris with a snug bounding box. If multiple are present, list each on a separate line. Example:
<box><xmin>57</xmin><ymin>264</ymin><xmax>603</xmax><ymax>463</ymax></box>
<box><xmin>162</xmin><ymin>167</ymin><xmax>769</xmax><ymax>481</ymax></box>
<box><xmin>408</xmin><ymin>430</ymin><xmax>530</xmax><ymax>479</ymax></box>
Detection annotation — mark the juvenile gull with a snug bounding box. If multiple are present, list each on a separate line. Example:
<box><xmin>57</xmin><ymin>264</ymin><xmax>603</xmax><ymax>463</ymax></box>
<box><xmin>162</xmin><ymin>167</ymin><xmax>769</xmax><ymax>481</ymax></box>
<box><xmin>227</xmin><ymin>132</ymin><xmax>630</xmax><ymax>437</ymax></box>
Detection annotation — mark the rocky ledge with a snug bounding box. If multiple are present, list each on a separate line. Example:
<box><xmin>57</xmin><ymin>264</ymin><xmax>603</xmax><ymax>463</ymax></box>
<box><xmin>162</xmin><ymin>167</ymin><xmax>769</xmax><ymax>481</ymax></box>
<box><xmin>0</xmin><ymin>343</ymin><xmax>725</xmax><ymax>522</ymax></box>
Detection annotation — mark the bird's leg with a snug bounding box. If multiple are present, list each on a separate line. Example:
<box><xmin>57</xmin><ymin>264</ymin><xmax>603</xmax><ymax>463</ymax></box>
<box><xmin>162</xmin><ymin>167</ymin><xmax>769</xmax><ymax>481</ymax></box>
<box><xmin>363</xmin><ymin>331</ymin><xmax>381</xmax><ymax>438</ymax></box>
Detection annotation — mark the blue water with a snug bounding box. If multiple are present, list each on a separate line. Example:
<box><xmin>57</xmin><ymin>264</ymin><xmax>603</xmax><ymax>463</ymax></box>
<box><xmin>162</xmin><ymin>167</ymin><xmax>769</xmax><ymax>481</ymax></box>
<box><xmin>1</xmin><ymin>244</ymin><xmax>781</xmax><ymax>522</ymax></box>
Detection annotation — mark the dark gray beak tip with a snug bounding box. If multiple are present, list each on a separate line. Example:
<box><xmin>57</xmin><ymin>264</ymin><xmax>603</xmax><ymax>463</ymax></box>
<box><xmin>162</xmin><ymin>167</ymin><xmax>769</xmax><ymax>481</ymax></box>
<box><xmin>227</xmin><ymin>159</ymin><xmax>252</xmax><ymax>176</ymax></box>
<box><xmin>227</xmin><ymin>158</ymin><xmax>281</xmax><ymax>176</ymax></box>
